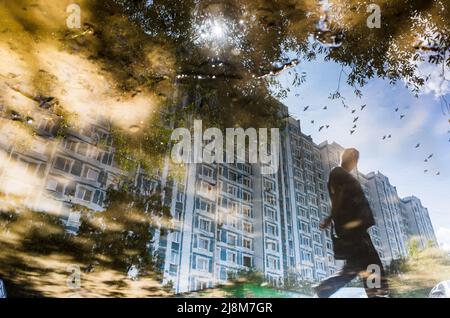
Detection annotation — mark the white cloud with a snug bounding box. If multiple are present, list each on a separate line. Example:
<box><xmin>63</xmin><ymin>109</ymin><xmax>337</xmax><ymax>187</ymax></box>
<box><xmin>436</xmin><ymin>227</ymin><xmax>450</xmax><ymax>251</ymax></box>
<box><xmin>416</xmin><ymin>59</ymin><xmax>450</xmax><ymax>98</ymax></box>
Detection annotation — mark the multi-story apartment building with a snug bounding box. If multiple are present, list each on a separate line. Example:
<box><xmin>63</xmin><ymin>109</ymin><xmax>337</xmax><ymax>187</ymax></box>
<box><xmin>365</xmin><ymin>172</ymin><xmax>409</xmax><ymax>260</ymax></box>
<box><xmin>400</xmin><ymin>196</ymin><xmax>437</xmax><ymax>250</ymax></box>
<box><xmin>280</xmin><ymin>118</ymin><xmax>337</xmax><ymax>284</ymax></box>
<box><xmin>0</xmin><ymin>101</ymin><xmax>142</xmax><ymax>234</ymax></box>
<box><xmin>163</xmin><ymin>157</ymin><xmax>285</xmax><ymax>293</ymax></box>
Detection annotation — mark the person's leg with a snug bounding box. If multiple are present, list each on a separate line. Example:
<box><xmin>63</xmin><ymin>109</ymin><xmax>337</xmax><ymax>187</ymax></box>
<box><xmin>314</xmin><ymin>262</ymin><xmax>359</xmax><ymax>298</ymax></box>
<box><xmin>359</xmin><ymin>234</ymin><xmax>389</xmax><ymax>297</ymax></box>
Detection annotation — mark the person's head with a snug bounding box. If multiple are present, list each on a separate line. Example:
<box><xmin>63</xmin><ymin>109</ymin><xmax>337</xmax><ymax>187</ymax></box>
<box><xmin>340</xmin><ymin>148</ymin><xmax>359</xmax><ymax>172</ymax></box>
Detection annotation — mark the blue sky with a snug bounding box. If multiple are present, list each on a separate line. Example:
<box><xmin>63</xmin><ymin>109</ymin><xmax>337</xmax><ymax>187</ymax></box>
<box><xmin>274</xmin><ymin>55</ymin><xmax>450</xmax><ymax>250</ymax></box>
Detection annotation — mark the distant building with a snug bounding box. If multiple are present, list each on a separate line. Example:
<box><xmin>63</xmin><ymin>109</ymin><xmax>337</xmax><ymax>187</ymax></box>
<box><xmin>400</xmin><ymin>196</ymin><xmax>437</xmax><ymax>250</ymax></box>
<box><xmin>365</xmin><ymin>172</ymin><xmax>409</xmax><ymax>260</ymax></box>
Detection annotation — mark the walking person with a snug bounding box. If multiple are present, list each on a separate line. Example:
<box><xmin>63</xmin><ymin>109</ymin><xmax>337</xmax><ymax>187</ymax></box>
<box><xmin>314</xmin><ymin>148</ymin><xmax>389</xmax><ymax>298</ymax></box>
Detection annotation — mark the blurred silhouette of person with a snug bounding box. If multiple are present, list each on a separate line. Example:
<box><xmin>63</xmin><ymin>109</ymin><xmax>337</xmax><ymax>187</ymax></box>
<box><xmin>314</xmin><ymin>148</ymin><xmax>389</xmax><ymax>298</ymax></box>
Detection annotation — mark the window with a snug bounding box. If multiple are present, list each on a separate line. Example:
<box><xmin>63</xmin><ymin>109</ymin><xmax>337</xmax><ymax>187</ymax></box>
<box><xmin>227</xmin><ymin>251</ymin><xmax>237</xmax><ymax>263</ymax></box>
<box><xmin>202</xmin><ymin>165</ymin><xmax>214</xmax><ymax>178</ymax></box>
<box><xmin>302</xmin><ymin>268</ymin><xmax>313</xmax><ymax>279</ymax></box>
<box><xmin>243</xmin><ymin>256</ymin><xmax>252</xmax><ymax>267</ymax></box>
<box><xmin>309</xmin><ymin>196</ymin><xmax>317</xmax><ymax>205</ymax></box>
<box><xmin>310</xmin><ymin>208</ymin><xmax>319</xmax><ymax>219</ymax></box>
<box><xmin>84</xmin><ymin>167</ymin><xmax>99</xmax><ymax>181</ymax></box>
<box><xmin>301</xmin><ymin>251</ymin><xmax>312</xmax><ymax>263</ymax></box>
<box><xmin>76</xmin><ymin>186</ymin><xmax>93</xmax><ymax>202</ymax></box>
<box><xmin>197</xmin><ymin>257</ymin><xmax>209</xmax><ymax>272</ymax></box>
<box><xmin>77</xmin><ymin>143</ymin><xmax>88</xmax><ymax>156</ymax></box>
<box><xmin>199</xmin><ymin>181</ymin><xmax>214</xmax><ymax>196</ymax></box>
<box><xmin>242</xmin><ymin>205</ymin><xmax>252</xmax><ymax>218</ymax></box>
<box><xmin>172</xmin><ymin>231</ymin><xmax>181</xmax><ymax>243</ymax></box>
<box><xmin>227</xmin><ymin>216</ymin><xmax>237</xmax><ymax>228</ymax></box>
<box><xmin>46</xmin><ymin>179</ymin><xmax>58</xmax><ymax>192</ymax></box>
<box><xmin>328</xmin><ymin>255</ymin><xmax>334</xmax><ymax>265</ymax></box>
<box><xmin>313</xmin><ymin>232</ymin><xmax>322</xmax><ymax>244</ymax></box>
<box><xmin>314</xmin><ymin>245</ymin><xmax>324</xmax><ymax>257</ymax></box>
<box><xmin>267</xmin><ymin>256</ymin><xmax>278</xmax><ymax>270</ymax></box>
<box><xmin>243</xmin><ymin>238</ymin><xmax>252</xmax><ymax>250</ymax></box>
<box><xmin>266</xmin><ymin>240</ymin><xmax>277</xmax><ymax>251</ymax></box>
<box><xmin>70</xmin><ymin>160</ymin><xmax>83</xmax><ymax>176</ymax></box>
<box><xmin>264</xmin><ymin>207</ymin><xmax>276</xmax><ymax>221</ymax></box>
<box><xmin>316</xmin><ymin>261</ymin><xmax>325</xmax><ymax>271</ymax></box>
<box><xmin>228</xmin><ymin>170</ymin><xmax>237</xmax><ymax>182</ymax></box>
<box><xmin>326</xmin><ymin>241</ymin><xmax>332</xmax><ymax>250</ymax></box>
<box><xmin>197</xmin><ymin>199</ymin><xmax>211</xmax><ymax>213</ymax></box>
<box><xmin>243</xmin><ymin>221</ymin><xmax>253</xmax><ymax>233</ymax></box>
<box><xmin>54</xmin><ymin>157</ymin><xmax>72</xmax><ymax>172</ymax></box>
<box><xmin>300</xmin><ymin>221</ymin><xmax>310</xmax><ymax>233</ymax></box>
<box><xmin>170</xmin><ymin>251</ymin><xmax>178</xmax><ymax>264</ymax></box>
<box><xmin>311</xmin><ymin>220</ymin><xmax>320</xmax><ymax>230</ymax></box>
<box><xmin>227</xmin><ymin>233</ymin><xmax>237</xmax><ymax>246</ymax></box>
<box><xmin>229</xmin><ymin>201</ymin><xmax>239</xmax><ymax>214</ymax></box>
<box><xmin>199</xmin><ymin>218</ymin><xmax>211</xmax><ymax>232</ymax></box>
<box><xmin>264</xmin><ymin>179</ymin><xmax>275</xmax><ymax>192</ymax></box>
<box><xmin>243</xmin><ymin>176</ymin><xmax>252</xmax><ymax>188</ymax></box>
<box><xmin>296</xmin><ymin>193</ymin><xmax>305</xmax><ymax>205</ymax></box>
<box><xmin>265</xmin><ymin>192</ymin><xmax>276</xmax><ymax>205</ymax></box>
<box><xmin>301</xmin><ymin>236</ymin><xmax>311</xmax><ymax>247</ymax></box>
<box><xmin>227</xmin><ymin>184</ymin><xmax>237</xmax><ymax>196</ymax></box>
<box><xmin>65</xmin><ymin>140</ymin><xmax>77</xmax><ymax>152</ymax></box>
<box><xmin>198</xmin><ymin>237</ymin><xmax>209</xmax><ymax>250</ymax></box>
<box><xmin>64</xmin><ymin>183</ymin><xmax>76</xmax><ymax>196</ymax></box>
<box><xmin>266</xmin><ymin>223</ymin><xmax>276</xmax><ymax>236</ymax></box>
<box><xmin>92</xmin><ymin>190</ymin><xmax>104</xmax><ymax>206</ymax></box>
<box><xmin>294</xmin><ymin>181</ymin><xmax>304</xmax><ymax>192</ymax></box>
<box><xmin>242</xmin><ymin>191</ymin><xmax>252</xmax><ymax>202</ymax></box>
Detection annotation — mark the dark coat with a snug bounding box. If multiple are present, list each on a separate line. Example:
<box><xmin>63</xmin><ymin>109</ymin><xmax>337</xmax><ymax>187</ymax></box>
<box><xmin>328</xmin><ymin>167</ymin><xmax>375</xmax><ymax>238</ymax></box>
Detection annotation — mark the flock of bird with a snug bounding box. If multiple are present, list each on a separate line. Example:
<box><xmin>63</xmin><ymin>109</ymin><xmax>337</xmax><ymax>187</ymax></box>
<box><xmin>301</xmin><ymin>102</ymin><xmax>445</xmax><ymax>177</ymax></box>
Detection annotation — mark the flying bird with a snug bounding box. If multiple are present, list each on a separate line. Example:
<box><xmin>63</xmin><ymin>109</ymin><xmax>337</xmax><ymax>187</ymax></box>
<box><xmin>353</xmin><ymin>117</ymin><xmax>359</xmax><ymax>123</ymax></box>
<box><xmin>427</xmin><ymin>154</ymin><xmax>434</xmax><ymax>159</ymax></box>
<box><xmin>311</xmin><ymin>120</ymin><xmax>315</xmax><ymax>124</ymax></box>
<box><xmin>415</xmin><ymin>143</ymin><xmax>421</xmax><ymax>148</ymax></box>
<box><xmin>352</xmin><ymin>109</ymin><xmax>356</xmax><ymax>114</ymax></box>
<box><xmin>319</xmin><ymin>126</ymin><xmax>324</xmax><ymax>132</ymax></box>
<box><xmin>395</xmin><ymin>107</ymin><xmax>399</xmax><ymax>112</ymax></box>
<box><xmin>352</xmin><ymin>124</ymin><xmax>357</xmax><ymax>129</ymax></box>
<box><xmin>424</xmin><ymin>170</ymin><xmax>428</xmax><ymax>173</ymax></box>
<box><xmin>304</xmin><ymin>106</ymin><xmax>309</xmax><ymax>111</ymax></box>
<box><xmin>400</xmin><ymin>115</ymin><xmax>405</xmax><ymax>119</ymax></box>
<box><xmin>361</xmin><ymin>104</ymin><xmax>367</xmax><ymax>110</ymax></box>
<box><xmin>388</xmin><ymin>134</ymin><xmax>392</xmax><ymax>139</ymax></box>
<box><xmin>323</xmin><ymin>106</ymin><xmax>328</xmax><ymax>110</ymax></box>
<box><xmin>326</xmin><ymin>125</ymin><xmax>330</xmax><ymax>129</ymax></box>
<box><xmin>350</xmin><ymin>130</ymin><xmax>356</xmax><ymax>135</ymax></box>
<box><xmin>436</xmin><ymin>172</ymin><xmax>441</xmax><ymax>176</ymax></box>
<box><xmin>382</xmin><ymin>135</ymin><xmax>387</xmax><ymax>140</ymax></box>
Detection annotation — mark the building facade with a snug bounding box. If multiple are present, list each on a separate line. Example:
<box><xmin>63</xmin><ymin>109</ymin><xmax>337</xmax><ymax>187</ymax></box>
<box><xmin>400</xmin><ymin>196</ymin><xmax>437</xmax><ymax>250</ymax></box>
